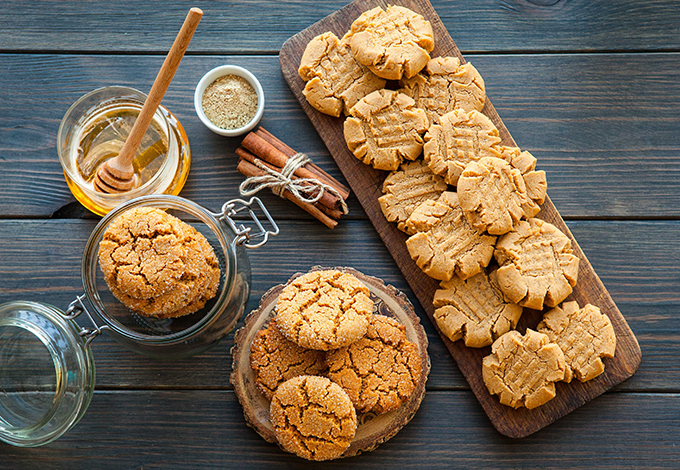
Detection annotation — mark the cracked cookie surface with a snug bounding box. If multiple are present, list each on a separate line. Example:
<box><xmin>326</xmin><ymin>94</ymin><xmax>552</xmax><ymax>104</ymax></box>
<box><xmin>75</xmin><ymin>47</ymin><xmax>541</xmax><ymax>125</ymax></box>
<box><xmin>433</xmin><ymin>270</ymin><xmax>523</xmax><ymax>348</ymax></box>
<box><xmin>482</xmin><ymin>329</ymin><xmax>566</xmax><ymax>409</ymax></box>
<box><xmin>326</xmin><ymin>314</ymin><xmax>421</xmax><ymax>415</ymax></box>
<box><xmin>378</xmin><ymin>160</ymin><xmax>448</xmax><ymax>234</ymax></box>
<box><xmin>344</xmin><ymin>89</ymin><xmax>429</xmax><ymax>171</ymax></box>
<box><xmin>250</xmin><ymin>319</ymin><xmax>326</xmax><ymax>400</ymax></box>
<box><xmin>405</xmin><ymin>192</ymin><xmax>496</xmax><ymax>281</ymax></box>
<box><xmin>298</xmin><ymin>31</ymin><xmax>386</xmax><ymax>117</ymax></box>
<box><xmin>400</xmin><ymin>56</ymin><xmax>486</xmax><ymax>126</ymax></box>
<box><xmin>494</xmin><ymin>218</ymin><xmax>580</xmax><ymax>310</ymax></box>
<box><xmin>424</xmin><ymin>109</ymin><xmax>502</xmax><ymax>186</ymax></box>
<box><xmin>270</xmin><ymin>375</ymin><xmax>357</xmax><ymax>461</ymax></box>
<box><xmin>537</xmin><ymin>301</ymin><xmax>616</xmax><ymax>383</ymax></box>
<box><xmin>457</xmin><ymin>153</ymin><xmax>546</xmax><ymax>235</ymax></box>
<box><xmin>275</xmin><ymin>270</ymin><xmax>373</xmax><ymax>351</ymax></box>
<box><xmin>345</xmin><ymin>5</ymin><xmax>434</xmax><ymax>80</ymax></box>
<box><xmin>98</xmin><ymin>207</ymin><xmax>220</xmax><ymax>318</ymax></box>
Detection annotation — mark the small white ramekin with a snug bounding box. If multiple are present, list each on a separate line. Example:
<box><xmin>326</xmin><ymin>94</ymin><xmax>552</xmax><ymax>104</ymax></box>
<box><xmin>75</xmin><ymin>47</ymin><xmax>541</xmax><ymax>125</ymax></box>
<box><xmin>194</xmin><ymin>65</ymin><xmax>265</xmax><ymax>137</ymax></box>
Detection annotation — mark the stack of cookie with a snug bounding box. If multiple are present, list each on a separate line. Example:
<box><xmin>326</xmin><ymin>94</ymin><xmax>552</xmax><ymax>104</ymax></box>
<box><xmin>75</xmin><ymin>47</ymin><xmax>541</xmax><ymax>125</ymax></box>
<box><xmin>98</xmin><ymin>207</ymin><xmax>220</xmax><ymax>319</ymax></box>
<box><xmin>299</xmin><ymin>5</ymin><xmax>617</xmax><ymax>410</ymax></box>
<box><xmin>249</xmin><ymin>269</ymin><xmax>422</xmax><ymax>461</ymax></box>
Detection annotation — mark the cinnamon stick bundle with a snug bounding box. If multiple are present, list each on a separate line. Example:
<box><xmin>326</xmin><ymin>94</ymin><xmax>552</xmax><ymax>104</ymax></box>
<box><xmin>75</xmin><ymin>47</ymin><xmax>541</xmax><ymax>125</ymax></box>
<box><xmin>236</xmin><ymin>127</ymin><xmax>350</xmax><ymax>228</ymax></box>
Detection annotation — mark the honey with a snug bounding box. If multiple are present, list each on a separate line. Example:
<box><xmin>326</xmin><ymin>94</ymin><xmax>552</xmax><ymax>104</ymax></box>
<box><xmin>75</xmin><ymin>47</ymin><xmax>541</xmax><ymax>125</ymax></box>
<box><xmin>58</xmin><ymin>86</ymin><xmax>191</xmax><ymax>216</ymax></box>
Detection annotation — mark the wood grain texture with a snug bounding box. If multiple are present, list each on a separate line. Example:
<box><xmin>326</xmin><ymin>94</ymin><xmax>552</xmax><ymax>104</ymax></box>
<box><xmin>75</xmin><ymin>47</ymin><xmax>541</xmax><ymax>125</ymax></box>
<box><xmin>0</xmin><ymin>219</ymin><xmax>675</xmax><ymax>393</ymax></box>
<box><xmin>1</xmin><ymin>0</ymin><xmax>679</xmax><ymax>53</ymax></box>
<box><xmin>279</xmin><ymin>0</ymin><xmax>641</xmax><ymax>437</ymax></box>
<box><xmin>0</xmin><ymin>390</ymin><xmax>679</xmax><ymax>469</ymax></box>
<box><xmin>2</xmin><ymin>53</ymin><xmax>680</xmax><ymax>218</ymax></box>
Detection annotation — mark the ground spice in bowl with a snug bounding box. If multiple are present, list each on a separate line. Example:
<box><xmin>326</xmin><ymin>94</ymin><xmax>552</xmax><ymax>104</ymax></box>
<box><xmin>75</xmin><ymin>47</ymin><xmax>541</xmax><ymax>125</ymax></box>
<box><xmin>201</xmin><ymin>74</ymin><xmax>258</xmax><ymax>130</ymax></box>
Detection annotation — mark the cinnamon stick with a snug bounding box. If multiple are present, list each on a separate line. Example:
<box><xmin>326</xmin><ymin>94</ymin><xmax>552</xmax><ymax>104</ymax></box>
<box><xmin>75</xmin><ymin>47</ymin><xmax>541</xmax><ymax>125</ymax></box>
<box><xmin>237</xmin><ymin>158</ymin><xmax>337</xmax><ymax>229</ymax></box>
<box><xmin>242</xmin><ymin>132</ymin><xmax>348</xmax><ymax>210</ymax></box>
<box><xmin>235</xmin><ymin>147</ymin><xmax>340</xmax><ymax>214</ymax></box>
<box><xmin>255</xmin><ymin>127</ymin><xmax>351</xmax><ymax>200</ymax></box>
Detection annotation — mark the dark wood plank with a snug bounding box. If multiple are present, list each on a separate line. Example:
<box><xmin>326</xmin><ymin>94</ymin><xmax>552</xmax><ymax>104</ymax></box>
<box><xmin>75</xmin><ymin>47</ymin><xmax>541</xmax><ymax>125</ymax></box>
<box><xmin>1</xmin><ymin>53</ymin><xmax>680</xmax><ymax>218</ymax></box>
<box><xmin>1</xmin><ymin>0</ymin><xmax>679</xmax><ymax>53</ymax></box>
<box><xmin>1</xmin><ymin>390</ymin><xmax>679</xmax><ymax>468</ymax></box>
<box><xmin>0</xmin><ymin>219</ymin><xmax>676</xmax><ymax>392</ymax></box>
<box><xmin>279</xmin><ymin>0</ymin><xmax>642</xmax><ymax>437</ymax></box>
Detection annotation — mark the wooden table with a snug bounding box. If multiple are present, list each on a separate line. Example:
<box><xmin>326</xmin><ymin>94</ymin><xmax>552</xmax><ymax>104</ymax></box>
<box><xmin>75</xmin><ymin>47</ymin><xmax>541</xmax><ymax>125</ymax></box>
<box><xmin>0</xmin><ymin>1</ymin><xmax>678</xmax><ymax>468</ymax></box>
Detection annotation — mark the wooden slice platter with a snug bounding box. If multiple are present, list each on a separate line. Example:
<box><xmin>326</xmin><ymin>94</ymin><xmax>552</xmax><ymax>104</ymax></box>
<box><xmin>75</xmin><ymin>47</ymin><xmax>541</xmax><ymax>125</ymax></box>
<box><xmin>230</xmin><ymin>266</ymin><xmax>430</xmax><ymax>458</ymax></box>
<box><xmin>279</xmin><ymin>0</ymin><xmax>641</xmax><ymax>438</ymax></box>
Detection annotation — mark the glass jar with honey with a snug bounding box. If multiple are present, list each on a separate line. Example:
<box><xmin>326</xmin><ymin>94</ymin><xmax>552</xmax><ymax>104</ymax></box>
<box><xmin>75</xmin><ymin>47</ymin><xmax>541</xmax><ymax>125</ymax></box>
<box><xmin>57</xmin><ymin>86</ymin><xmax>191</xmax><ymax>216</ymax></box>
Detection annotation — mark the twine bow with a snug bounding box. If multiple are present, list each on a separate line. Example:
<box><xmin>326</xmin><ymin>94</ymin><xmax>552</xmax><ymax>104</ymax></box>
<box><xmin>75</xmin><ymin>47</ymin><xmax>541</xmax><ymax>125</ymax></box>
<box><xmin>239</xmin><ymin>153</ymin><xmax>348</xmax><ymax>214</ymax></box>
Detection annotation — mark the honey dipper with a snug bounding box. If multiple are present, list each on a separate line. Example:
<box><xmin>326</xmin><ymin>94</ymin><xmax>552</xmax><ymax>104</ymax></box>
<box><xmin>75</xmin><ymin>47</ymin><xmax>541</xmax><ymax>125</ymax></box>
<box><xmin>94</xmin><ymin>7</ymin><xmax>203</xmax><ymax>193</ymax></box>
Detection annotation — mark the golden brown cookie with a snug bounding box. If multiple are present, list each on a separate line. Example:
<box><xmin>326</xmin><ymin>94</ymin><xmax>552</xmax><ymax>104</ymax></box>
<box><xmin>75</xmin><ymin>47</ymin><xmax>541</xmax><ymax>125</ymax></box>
<box><xmin>494</xmin><ymin>218</ymin><xmax>580</xmax><ymax>310</ymax></box>
<box><xmin>275</xmin><ymin>270</ymin><xmax>373</xmax><ymax>351</ymax></box>
<box><xmin>423</xmin><ymin>109</ymin><xmax>502</xmax><ymax>186</ymax></box>
<box><xmin>270</xmin><ymin>375</ymin><xmax>357</xmax><ymax>461</ymax></box>
<box><xmin>298</xmin><ymin>31</ymin><xmax>386</xmax><ymax>117</ymax></box>
<box><xmin>249</xmin><ymin>319</ymin><xmax>326</xmax><ymax>400</ymax></box>
<box><xmin>433</xmin><ymin>270</ymin><xmax>523</xmax><ymax>348</ymax></box>
<box><xmin>537</xmin><ymin>301</ymin><xmax>616</xmax><ymax>383</ymax></box>
<box><xmin>326</xmin><ymin>315</ymin><xmax>421</xmax><ymax>415</ymax></box>
<box><xmin>378</xmin><ymin>160</ymin><xmax>448</xmax><ymax>234</ymax></box>
<box><xmin>98</xmin><ymin>207</ymin><xmax>221</xmax><ymax>318</ymax></box>
<box><xmin>344</xmin><ymin>89</ymin><xmax>429</xmax><ymax>171</ymax></box>
<box><xmin>400</xmin><ymin>56</ymin><xmax>486</xmax><ymax>126</ymax></box>
<box><xmin>457</xmin><ymin>155</ymin><xmax>546</xmax><ymax>235</ymax></box>
<box><xmin>405</xmin><ymin>192</ymin><xmax>496</xmax><ymax>281</ymax></box>
<box><xmin>345</xmin><ymin>5</ymin><xmax>434</xmax><ymax>80</ymax></box>
<box><xmin>482</xmin><ymin>329</ymin><xmax>566</xmax><ymax>409</ymax></box>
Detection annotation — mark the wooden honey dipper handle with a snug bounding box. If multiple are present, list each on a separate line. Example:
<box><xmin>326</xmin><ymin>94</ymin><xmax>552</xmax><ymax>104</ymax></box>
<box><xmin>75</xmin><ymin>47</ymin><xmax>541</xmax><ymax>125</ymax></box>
<box><xmin>111</xmin><ymin>8</ymin><xmax>203</xmax><ymax>177</ymax></box>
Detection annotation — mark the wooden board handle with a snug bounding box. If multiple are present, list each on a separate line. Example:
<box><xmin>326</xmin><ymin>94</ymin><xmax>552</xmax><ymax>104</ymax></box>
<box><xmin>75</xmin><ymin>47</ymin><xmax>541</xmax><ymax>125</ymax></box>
<box><xmin>115</xmin><ymin>7</ymin><xmax>203</xmax><ymax>167</ymax></box>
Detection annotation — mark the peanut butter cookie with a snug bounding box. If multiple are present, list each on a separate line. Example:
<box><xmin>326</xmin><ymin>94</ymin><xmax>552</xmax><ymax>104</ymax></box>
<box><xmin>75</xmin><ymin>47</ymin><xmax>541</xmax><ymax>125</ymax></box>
<box><xmin>405</xmin><ymin>192</ymin><xmax>496</xmax><ymax>281</ymax></box>
<box><xmin>275</xmin><ymin>270</ymin><xmax>373</xmax><ymax>351</ymax></box>
<box><xmin>270</xmin><ymin>375</ymin><xmax>357</xmax><ymax>461</ymax></box>
<box><xmin>400</xmin><ymin>56</ymin><xmax>486</xmax><ymax>126</ymax></box>
<box><xmin>250</xmin><ymin>319</ymin><xmax>326</xmax><ymax>400</ymax></box>
<box><xmin>482</xmin><ymin>329</ymin><xmax>566</xmax><ymax>409</ymax></box>
<box><xmin>344</xmin><ymin>89</ymin><xmax>429</xmax><ymax>171</ymax></box>
<box><xmin>326</xmin><ymin>314</ymin><xmax>421</xmax><ymax>415</ymax></box>
<box><xmin>433</xmin><ymin>270</ymin><xmax>523</xmax><ymax>348</ymax></box>
<box><xmin>98</xmin><ymin>207</ymin><xmax>221</xmax><ymax>318</ymax></box>
<box><xmin>378</xmin><ymin>160</ymin><xmax>448</xmax><ymax>234</ymax></box>
<box><xmin>457</xmin><ymin>154</ymin><xmax>547</xmax><ymax>235</ymax></box>
<box><xmin>423</xmin><ymin>109</ymin><xmax>502</xmax><ymax>186</ymax></box>
<box><xmin>537</xmin><ymin>301</ymin><xmax>616</xmax><ymax>383</ymax></box>
<box><xmin>345</xmin><ymin>5</ymin><xmax>434</xmax><ymax>80</ymax></box>
<box><xmin>298</xmin><ymin>31</ymin><xmax>386</xmax><ymax>117</ymax></box>
<box><xmin>494</xmin><ymin>218</ymin><xmax>580</xmax><ymax>310</ymax></box>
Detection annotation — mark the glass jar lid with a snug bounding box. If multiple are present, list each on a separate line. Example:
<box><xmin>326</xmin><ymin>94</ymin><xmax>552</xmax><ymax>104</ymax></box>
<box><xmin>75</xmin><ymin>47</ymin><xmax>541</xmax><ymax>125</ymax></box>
<box><xmin>0</xmin><ymin>301</ymin><xmax>95</xmax><ymax>447</ymax></box>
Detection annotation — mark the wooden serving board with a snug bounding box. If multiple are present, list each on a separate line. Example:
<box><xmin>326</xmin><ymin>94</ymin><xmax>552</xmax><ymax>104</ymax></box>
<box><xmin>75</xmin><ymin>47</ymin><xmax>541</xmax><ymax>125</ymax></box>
<box><xmin>279</xmin><ymin>0</ymin><xmax>641</xmax><ymax>438</ymax></box>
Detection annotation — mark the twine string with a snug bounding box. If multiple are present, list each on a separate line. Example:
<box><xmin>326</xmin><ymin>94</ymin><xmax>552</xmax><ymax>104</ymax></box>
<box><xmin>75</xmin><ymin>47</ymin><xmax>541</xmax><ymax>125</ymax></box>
<box><xmin>239</xmin><ymin>153</ymin><xmax>348</xmax><ymax>214</ymax></box>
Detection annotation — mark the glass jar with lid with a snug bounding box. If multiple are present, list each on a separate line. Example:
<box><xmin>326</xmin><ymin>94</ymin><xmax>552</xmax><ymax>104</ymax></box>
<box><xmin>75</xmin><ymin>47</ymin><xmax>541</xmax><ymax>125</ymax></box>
<box><xmin>0</xmin><ymin>194</ymin><xmax>278</xmax><ymax>447</ymax></box>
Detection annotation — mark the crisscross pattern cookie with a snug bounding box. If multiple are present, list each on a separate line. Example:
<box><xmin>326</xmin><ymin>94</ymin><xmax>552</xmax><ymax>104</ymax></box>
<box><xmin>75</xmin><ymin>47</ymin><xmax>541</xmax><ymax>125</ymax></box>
<box><xmin>538</xmin><ymin>301</ymin><xmax>616</xmax><ymax>383</ymax></box>
<box><xmin>424</xmin><ymin>109</ymin><xmax>502</xmax><ymax>186</ymax></box>
<box><xmin>346</xmin><ymin>5</ymin><xmax>434</xmax><ymax>80</ymax></box>
<box><xmin>494</xmin><ymin>218</ymin><xmax>580</xmax><ymax>310</ymax></box>
<box><xmin>400</xmin><ymin>56</ymin><xmax>486</xmax><ymax>126</ymax></box>
<box><xmin>326</xmin><ymin>315</ymin><xmax>421</xmax><ymax>415</ymax></box>
<box><xmin>378</xmin><ymin>160</ymin><xmax>448</xmax><ymax>234</ymax></box>
<box><xmin>270</xmin><ymin>375</ymin><xmax>357</xmax><ymax>461</ymax></box>
<box><xmin>433</xmin><ymin>270</ymin><xmax>523</xmax><ymax>348</ymax></box>
<box><xmin>405</xmin><ymin>192</ymin><xmax>496</xmax><ymax>281</ymax></box>
<box><xmin>482</xmin><ymin>329</ymin><xmax>566</xmax><ymax>409</ymax></box>
<box><xmin>344</xmin><ymin>89</ymin><xmax>429</xmax><ymax>171</ymax></box>
<box><xmin>298</xmin><ymin>31</ymin><xmax>386</xmax><ymax>117</ymax></box>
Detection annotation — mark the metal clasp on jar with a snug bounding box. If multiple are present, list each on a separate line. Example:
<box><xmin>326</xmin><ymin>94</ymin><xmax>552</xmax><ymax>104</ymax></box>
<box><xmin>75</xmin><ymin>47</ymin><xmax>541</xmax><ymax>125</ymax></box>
<box><xmin>62</xmin><ymin>294</ymin><xmax>109</xmax><ymax>346</ymax></box>
<box><xmin>216</xmin><ymin>197</ymin><xmax>279</xmax><ymax>249</ymax></box>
